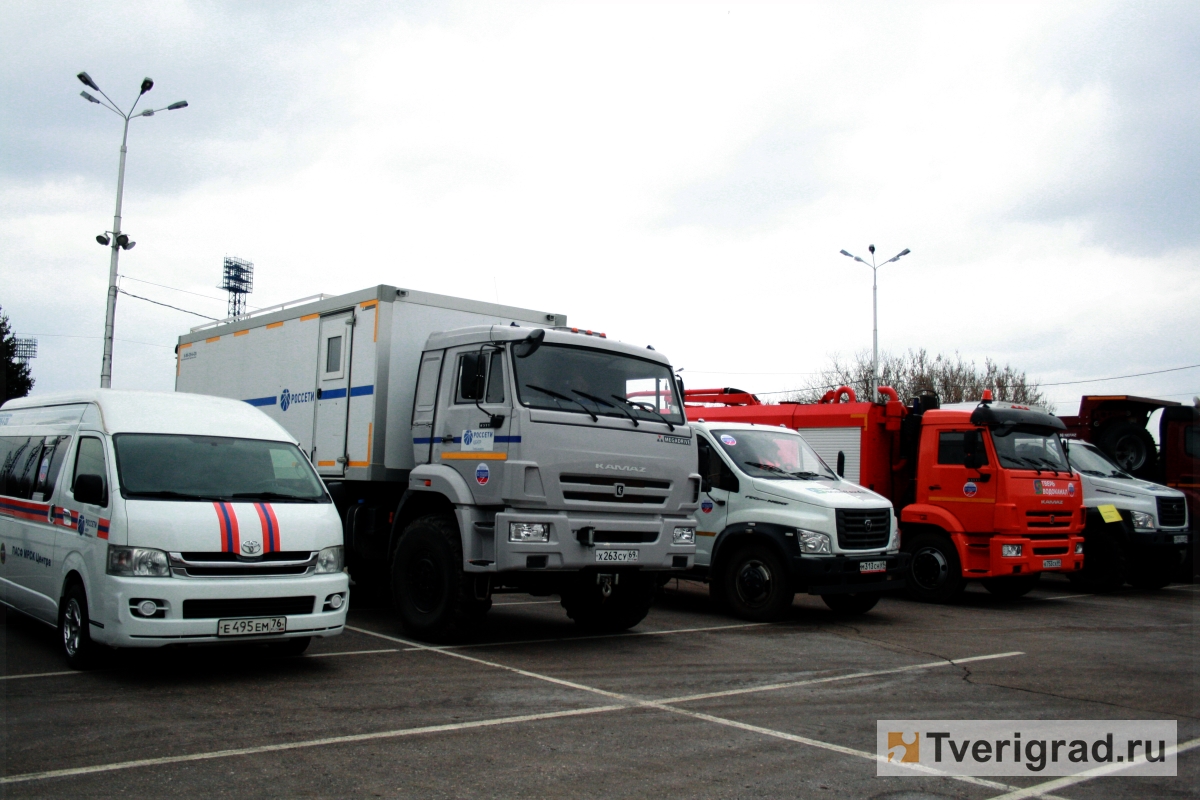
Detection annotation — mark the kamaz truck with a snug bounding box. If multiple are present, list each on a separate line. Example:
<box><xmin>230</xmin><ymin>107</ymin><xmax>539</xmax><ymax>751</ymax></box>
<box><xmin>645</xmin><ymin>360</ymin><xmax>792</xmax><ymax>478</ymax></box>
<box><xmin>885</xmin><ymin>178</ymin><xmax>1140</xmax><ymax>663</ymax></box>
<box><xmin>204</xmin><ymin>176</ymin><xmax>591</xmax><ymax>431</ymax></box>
<box><xmin>177</xmin><ymin>286</ymin><xmax>698</xmax><ymax>639</ymax></box>
<box><xmin>684</xmin><ymin>387</ymin><xmax>1084</xmax><ymax>602</ymax></box>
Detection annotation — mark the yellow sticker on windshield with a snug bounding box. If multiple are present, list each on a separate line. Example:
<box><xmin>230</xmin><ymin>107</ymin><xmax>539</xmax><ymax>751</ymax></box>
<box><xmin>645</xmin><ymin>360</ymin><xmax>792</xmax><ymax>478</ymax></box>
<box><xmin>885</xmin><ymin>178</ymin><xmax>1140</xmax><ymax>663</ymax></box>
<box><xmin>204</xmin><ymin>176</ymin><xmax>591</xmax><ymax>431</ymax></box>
<box><xmin>1097</xmin><ymin>504</ymin><xmax>1122</xmax><ymax>524</ymax></box>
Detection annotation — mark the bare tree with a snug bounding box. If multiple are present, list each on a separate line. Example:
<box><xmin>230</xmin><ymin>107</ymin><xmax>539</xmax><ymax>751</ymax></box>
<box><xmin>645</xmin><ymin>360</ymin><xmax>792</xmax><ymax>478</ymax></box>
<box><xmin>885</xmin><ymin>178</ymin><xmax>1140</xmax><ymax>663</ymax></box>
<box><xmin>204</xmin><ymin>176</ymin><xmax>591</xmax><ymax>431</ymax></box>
<box><xmin>785</xmin><ymin>349</ymin><xmax>1047</xmax><ymax>408</ymax></box>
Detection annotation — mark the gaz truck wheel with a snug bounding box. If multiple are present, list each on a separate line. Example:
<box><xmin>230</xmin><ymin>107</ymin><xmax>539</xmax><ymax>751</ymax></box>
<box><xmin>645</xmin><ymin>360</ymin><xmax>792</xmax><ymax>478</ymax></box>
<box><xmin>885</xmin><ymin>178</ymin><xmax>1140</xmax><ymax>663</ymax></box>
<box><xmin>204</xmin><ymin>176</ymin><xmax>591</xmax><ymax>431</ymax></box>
<box><xmin>821</xmin><ymin>592</ymin><xmax>880</xmax><ymax>616</ymax></box>
<box><xmin>561</xmin><ymin>573</ymin><xmax>654</xmax><ymax>632</ymax></box>
<box><xmin>722</xmin><ymin>545</ymin><xmax>794</xmax><ymax>621</ymax></box>
<box><xmin>903</xmin><ymin>533</ymin><xmax>965</xmax><ymax>604</ymax></box>
<box><xmin>58</xmin><ymin>582</ymin><xmax>97</xmax><ymax>670</ymax></box>
<box><xmin>391</xmin><ymin>514</ymin><xmax>475</xmax><ymax>642</ymax></box>
<box><xmin>980</xmin><ymin>574</ymin><xmax>1041</xmax><ymax>598</ymax></box>
<box><xmin>1127</xmin><ymin>550</ymin><xmax>1178</xmax><ymax>591</ymax></box>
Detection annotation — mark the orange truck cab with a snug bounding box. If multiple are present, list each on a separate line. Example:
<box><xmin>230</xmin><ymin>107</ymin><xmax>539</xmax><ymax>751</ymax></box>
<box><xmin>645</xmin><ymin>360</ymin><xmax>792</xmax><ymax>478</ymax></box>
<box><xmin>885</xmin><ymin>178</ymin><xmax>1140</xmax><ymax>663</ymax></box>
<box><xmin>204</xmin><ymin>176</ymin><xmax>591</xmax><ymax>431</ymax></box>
<box><xmin>684</xmin><ymin>387</ymin><xmax>1085</xmax><ymax>601</ymax></box>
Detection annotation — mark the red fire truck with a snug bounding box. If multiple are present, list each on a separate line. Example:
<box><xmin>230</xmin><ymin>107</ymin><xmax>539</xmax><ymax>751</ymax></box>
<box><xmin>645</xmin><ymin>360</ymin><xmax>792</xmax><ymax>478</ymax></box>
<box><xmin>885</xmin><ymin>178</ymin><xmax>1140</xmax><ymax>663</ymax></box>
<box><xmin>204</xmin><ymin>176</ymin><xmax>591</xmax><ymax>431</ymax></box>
<box><xmin>684</xmin><ymin>387</ymin><xmax>1085</xmax><ymax>601</ymax></box>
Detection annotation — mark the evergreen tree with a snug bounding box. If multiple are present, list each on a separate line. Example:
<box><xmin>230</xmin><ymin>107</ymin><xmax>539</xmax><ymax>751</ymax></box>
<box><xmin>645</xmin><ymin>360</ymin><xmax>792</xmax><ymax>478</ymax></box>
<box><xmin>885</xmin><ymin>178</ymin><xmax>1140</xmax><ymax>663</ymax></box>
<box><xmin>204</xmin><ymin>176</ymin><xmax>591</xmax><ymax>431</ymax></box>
<box><xmin>1</xmin><ymin>306</ymin><xmax>35</xmax><ymax>402</ymax></box>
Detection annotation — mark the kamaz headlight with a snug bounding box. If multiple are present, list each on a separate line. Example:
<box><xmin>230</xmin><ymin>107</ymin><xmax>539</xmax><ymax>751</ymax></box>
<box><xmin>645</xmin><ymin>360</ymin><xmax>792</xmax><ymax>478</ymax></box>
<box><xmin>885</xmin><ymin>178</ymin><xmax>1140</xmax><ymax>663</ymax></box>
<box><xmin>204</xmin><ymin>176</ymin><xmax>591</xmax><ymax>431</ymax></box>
<box><xmin>509</xmin><ymin>522</ymin><xmax>550</xmax><ymax>543</ymax></box>
<box><xmin>1001</xmin><ymin>544</ymin><xmax>1023</xmax><ymax>558</ymax></box>
<box><xmin>1075</xmin><ymin>542</ymin><xmax>1084</xmax><ymax>554</ymax></box>
<box><xmin>1130</xmin><ymin>511</ymin><xmax>1155</xmax><ymax>532</ymax></box>
<box><xmin>673</xmin><ymin>527</ymin><xmax>696</xmax><ymax>545</ymax></box>
<box><xmin>315</xmin><ymin>546</ymin><xmax>344</xmax><ymax>574</ymax></box>
<box><xmin>107</xmin><ymin>546</ymin><xmax>171</xmax><ymax>577</ymax></box>
<box><xmin>798</xmin><ymin>530</ymin><xmax>831</xmax><ymax>554</ymax></box>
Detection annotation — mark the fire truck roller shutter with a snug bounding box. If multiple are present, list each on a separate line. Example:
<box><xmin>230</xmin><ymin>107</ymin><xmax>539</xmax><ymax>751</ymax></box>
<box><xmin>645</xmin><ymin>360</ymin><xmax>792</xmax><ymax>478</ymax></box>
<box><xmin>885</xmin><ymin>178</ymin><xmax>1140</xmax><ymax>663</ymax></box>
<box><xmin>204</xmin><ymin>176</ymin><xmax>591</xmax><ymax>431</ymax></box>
<box><xmin>794</xmin><ymin>428</ymin><xmax>861</xmax><ymax>485</ymax></box>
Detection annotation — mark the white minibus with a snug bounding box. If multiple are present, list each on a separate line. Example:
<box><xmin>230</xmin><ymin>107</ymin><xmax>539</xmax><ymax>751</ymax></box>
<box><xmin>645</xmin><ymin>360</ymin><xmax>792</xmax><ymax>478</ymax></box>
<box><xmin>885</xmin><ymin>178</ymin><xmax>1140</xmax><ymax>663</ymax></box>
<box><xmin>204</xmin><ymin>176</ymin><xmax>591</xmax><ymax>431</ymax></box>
<box><xmin>0</xmin><ymin>390</ymin><xmax>349</xmax><ymax>667</ymax></box>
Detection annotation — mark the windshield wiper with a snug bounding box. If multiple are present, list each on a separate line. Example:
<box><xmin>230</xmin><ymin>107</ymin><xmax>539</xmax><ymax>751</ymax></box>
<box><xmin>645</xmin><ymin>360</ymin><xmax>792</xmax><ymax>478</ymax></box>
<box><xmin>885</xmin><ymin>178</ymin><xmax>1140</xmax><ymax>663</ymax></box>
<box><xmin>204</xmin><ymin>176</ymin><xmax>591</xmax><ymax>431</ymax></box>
<box><xmin>231</xmin><ymin>491</ymin><xmax>320</xmax><ymax>503</ymax></box>
<box><xmin>572</xmin><ymin>390</ymin><xmax>638</xmax><ymax>427</ymax></box>
<box><xmin>127</xmin><ymin>490</ymin><xmax>223</xmax><ymax>501</ymax></box>
<box><xmin>789</xmin><ymin>470</ymin><xmax>833</xmax><ymax>480</ymax></box>
<box><xmin>611</xmin><ymin>395</ymin><xmax>675</xmax><ymax>431</ymax></box>
<box><xmin>526</xmin><ymin>384</ymin><xmax>597</xmax><ymax>421</ymax></box>
<box><xmin>1078</xmin><ymin>469</ymin><xmax>1108</xmax><ymax>477</ymax></box>
<box><xmin>744</xmin><ymin>461</ymin><xmax>791</xmax><ymax>477</ymax></box>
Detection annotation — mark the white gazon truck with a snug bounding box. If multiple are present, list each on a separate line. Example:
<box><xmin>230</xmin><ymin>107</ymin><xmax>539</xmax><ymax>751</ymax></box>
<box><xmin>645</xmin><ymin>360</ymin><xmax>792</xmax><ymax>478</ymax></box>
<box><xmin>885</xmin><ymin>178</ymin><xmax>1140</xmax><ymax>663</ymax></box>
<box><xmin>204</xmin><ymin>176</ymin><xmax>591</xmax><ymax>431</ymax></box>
<box><xmin>176</xmin><ymin>285</ymin><xmax>698</xmax><ymax>639</ymax></box>
<box><xmin>684</xmin><ymin>421</ymin><xmax>906</xmax><ymax>619</ymax></box>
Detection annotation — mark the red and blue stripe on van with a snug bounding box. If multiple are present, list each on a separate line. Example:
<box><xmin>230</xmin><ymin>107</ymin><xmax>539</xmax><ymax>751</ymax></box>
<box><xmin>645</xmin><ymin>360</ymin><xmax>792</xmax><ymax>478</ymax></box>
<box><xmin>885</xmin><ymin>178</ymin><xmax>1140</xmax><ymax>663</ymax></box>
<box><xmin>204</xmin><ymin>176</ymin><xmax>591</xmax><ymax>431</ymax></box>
<box><xmin>0</xmin><ymin>497</ymin><xmax>50</xmax><ymax>522</ymax></box>
<box><xmin>212</xmin><ymin>502</ymin><xmax>242</xmax><ymax>553</ymax></box>
<box><xmin>253</xmin><ymin>503</ymin><xmax>280</xmax><ymax>553</ymax></box>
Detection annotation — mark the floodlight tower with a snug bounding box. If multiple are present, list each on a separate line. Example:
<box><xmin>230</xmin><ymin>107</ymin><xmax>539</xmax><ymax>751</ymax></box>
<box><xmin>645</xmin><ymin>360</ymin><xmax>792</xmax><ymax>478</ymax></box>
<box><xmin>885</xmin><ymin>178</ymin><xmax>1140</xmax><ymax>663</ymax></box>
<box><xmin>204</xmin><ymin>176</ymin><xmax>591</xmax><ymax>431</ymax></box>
<box><xmin>13</xmin><ymin>337</ymin><xmax>38</xmax><ymax>364</ymax></box>
<box><xmin>220</xmin><ymin>256</ymin><xmax>254</xmax><ymax>319</ymax></box>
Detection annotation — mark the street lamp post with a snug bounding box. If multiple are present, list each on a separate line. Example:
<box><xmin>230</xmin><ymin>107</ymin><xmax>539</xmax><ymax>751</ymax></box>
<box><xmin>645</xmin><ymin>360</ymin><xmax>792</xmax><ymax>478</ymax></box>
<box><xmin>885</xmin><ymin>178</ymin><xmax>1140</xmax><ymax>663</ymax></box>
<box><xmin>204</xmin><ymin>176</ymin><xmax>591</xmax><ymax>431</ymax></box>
<box><xmin>77</xmin><ymin>72</ymin><xmax>187</xmax><ymax>388</ymax></box>
<box><xmin>839</xmin><ymin>244</ymin><xmax>911</xmax><ymax>403</ymax></box>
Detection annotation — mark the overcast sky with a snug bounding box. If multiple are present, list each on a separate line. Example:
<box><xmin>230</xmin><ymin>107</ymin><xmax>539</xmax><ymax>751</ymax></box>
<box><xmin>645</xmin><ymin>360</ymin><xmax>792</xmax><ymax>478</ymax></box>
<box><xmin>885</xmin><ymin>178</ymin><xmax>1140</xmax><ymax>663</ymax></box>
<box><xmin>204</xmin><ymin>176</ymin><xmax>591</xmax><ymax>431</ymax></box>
<box><xmin>2</xmin><ymin>1</ymin><xmax>1197</xmax><ymax>413</ymax></box>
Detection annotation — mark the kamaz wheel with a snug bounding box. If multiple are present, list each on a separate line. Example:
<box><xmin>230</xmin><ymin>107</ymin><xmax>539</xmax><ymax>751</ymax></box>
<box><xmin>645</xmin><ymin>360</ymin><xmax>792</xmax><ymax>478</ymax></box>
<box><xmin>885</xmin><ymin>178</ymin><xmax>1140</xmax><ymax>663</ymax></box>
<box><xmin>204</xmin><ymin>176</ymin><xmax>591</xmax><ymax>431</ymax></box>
<box><xmin>391</xmin><ymin>514</ymin><xmax>476</xmax><ymax>641</ymax></box>
<box><xmin>904</xmin><ymin>533</ymin><xmax>965</xmax><ymax>603</ymax></box>
<box><xmin>59</xmin><ymin>582</ymin><xmax>97</xmax><ymax>670</ymax></box>
<box><xmin>561</xmin><ymin>573</ymin><xmax>654</xmax><ymax>632</ymax></box>
<box><xmin>722</xmin><ymin>545</ymin><xmax>794</xmax><ymax>621</ymax></box>
<box><xmin>822</xmin><ymin>592</ymin><xmax>880</xmax><ymax>615</ymax></box>
<box><xmin>981</xmin><ymin>574</ymin><xmax>1041</xmax><ymax>598</ymax></box>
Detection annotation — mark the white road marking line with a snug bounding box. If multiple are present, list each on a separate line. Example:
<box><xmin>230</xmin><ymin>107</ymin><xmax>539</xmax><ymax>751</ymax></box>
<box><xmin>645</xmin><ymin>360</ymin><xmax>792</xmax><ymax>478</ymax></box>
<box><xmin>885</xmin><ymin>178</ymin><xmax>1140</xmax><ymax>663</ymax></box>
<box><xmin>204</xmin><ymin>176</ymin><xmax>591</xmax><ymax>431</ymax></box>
<box><xmin>1163</xmin><ymin>584</ymin><xmax>1200</xmax><ymax>592</ymax></box>
<box><xmin>983</xmin><ymin>735</ymin><xmax>1200</xmax><ymax>800</ymax></box>
<box><xmin>659</xmin><ymin>652</ymin><xmax>1025</xmax><ymax>704</ymax></box>
<box><xmin>0</xmin><ymin>705</ymin><xmax>627</xmax><ymax>786</ymax></box>
<box><xmin>305</xmin><ymin>648</ymin><xmax>399</xmax><ymax>659</ymax></box>
<box><xmin>402</xmin><ymin>621</ymin><xmax>778</xmax><ymax>651</ymax></box>
<box><xmin>0</xmin><ymin>670</ymin><xmax>78</xmax><ymax>682</ymax></box>
<box><xmin>490</xmin><ymin>600</ymin><xmax>561</xmax><ymax>606</ymax></box>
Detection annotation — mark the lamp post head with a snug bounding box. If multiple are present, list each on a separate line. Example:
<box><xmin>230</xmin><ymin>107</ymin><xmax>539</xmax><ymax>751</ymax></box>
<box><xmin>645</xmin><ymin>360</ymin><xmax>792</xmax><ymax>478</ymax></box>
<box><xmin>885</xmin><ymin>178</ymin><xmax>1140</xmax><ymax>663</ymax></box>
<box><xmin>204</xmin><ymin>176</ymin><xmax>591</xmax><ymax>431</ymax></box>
<box><xmin>839</xmin><ymin>250</ymin><xmax>853</xmax><ymax>258</ymax></box>
<box><xmin>77</xmin><ymin>72</ymin><xmax>99</xmax><ymax>91</ymax></box>
<box><xmin>140</xmin><ymin>78</ymin><xmax>154</xmax><ymax>95</ymax></box>
<box><xmin>80</xmin><ymin>91</ymin><xmax>101</xmax><ymax>104</ymax></box>
<box><xmin>166</xmin><ymin>100</ymin><xmax>188</xmax><ymax>110</ymax></box>
<box><xmin>869</xmin><ymin>244</ymin><xmax>875</xmax><ymax>255</ymax></box>
<box><xmin>96</xmin><ymin>233</ymin><xmax>110</xmax><ymax>246</ymax></box>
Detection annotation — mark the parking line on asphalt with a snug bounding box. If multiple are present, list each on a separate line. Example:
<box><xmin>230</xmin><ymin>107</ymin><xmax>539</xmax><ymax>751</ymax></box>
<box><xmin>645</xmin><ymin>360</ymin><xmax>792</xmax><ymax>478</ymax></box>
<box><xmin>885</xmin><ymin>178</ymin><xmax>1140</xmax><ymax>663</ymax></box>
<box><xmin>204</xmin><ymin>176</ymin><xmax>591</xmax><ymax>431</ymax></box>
<box><xmin>0</xmin><ymin>670</ymin><xmax>79</xmax><ymax>681</ymax></box>
<box><xmin>982</xmin><ymin>735</ymin><xmax>1200</xmax><ymax>800</ymax></box>
<box><xmin>427</xmin><ymin>621</ymin><xmax>778</xmax><ymax>651</ymax></box>
<box><xmin>490</xmin><ymin>600</ymin><xmax>561</xmax><ymax>606</ymax></box>
<box><xmin>1038</xmin><ymin>593</ymin><xmax>1093</xmax><ymax>600</ymax></box>
<box><xmin>305</xmin><ymin>648</ymin><xmax>400</xmax><ymax>659</ymax></box>
<box><xmin>0</xmin><ymin>705</ymin><xmax>628</xmax><ymax>786</ymax></box>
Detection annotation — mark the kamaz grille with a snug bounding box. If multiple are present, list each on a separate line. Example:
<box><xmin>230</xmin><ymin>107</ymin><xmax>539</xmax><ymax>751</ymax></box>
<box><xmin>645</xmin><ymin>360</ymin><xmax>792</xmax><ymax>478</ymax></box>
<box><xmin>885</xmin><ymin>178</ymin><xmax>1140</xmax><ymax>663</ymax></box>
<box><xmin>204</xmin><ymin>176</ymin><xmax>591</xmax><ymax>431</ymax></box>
<box><xmin>182</xmin><ymin>596</ymin><xmax>315</xmax><ymax>619</ymax></box>
<box><xmin>835</xmin><ymin>509</ymin><xmax>891</xmax><ymax>550</ymax></box>
<box><xmin>1026</xmin><ymin>511</ymin><xmax>1072</xmax><ymax>528</ymax></box>
<box><xmin>1157</xmin><ymin>497</ymin><xmax>1188</xmax><ymax>528</ymax></box>
<box><xmin>560</xmin><ymin>474</ymin><xmax>671</xmax><ymax>505</ymax></box>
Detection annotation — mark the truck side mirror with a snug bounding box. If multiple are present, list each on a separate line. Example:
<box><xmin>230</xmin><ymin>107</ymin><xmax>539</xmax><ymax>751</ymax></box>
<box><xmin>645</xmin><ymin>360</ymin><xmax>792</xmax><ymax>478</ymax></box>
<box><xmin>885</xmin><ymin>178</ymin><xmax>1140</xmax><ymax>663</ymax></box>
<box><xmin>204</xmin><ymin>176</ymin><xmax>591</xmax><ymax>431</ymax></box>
<box><xmin>963</xmin><ymin>429</ymin><xmax>982</xmax><ymax>470</ymax></box>
<box><xmin>836</xmin><ymin>451</ymin><xmax>845</xmax><ymax>478</ymax></box>
<box><xmin>73</xmin><ymin>473</ymin><xmax>106</xmax><ymax>507</ymax></box>
<box><xmin>513</xmin><ymin>329</ymin><xmax>545</xmax><ymax>359</ymax></box>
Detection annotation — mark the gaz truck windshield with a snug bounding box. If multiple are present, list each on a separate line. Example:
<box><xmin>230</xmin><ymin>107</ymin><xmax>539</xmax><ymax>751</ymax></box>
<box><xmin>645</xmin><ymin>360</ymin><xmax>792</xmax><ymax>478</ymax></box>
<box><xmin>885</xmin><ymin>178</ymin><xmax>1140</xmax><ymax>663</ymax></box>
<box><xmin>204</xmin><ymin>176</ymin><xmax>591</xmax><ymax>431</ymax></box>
<box><xmin>1068</xmin><ymin>441</ymin><xmax>1131</xmax><ymax>479</ymax></box>
<box><xmin>512</xmin><ymin>343</ymin><xmax>684</xmax><ymax>425</ymax></box>
<box><xmin>113</xmin><ymin>434</ymin><xmax>329</xmax><ymax>502</ymax></box>
<box><xmin>990</xmin><ymin>428</ymin><xmax>1071</xmax><ymax>473</ymax></box>
<box><xmin>713</xmin><ymin>429</ymin><xmax>837</xmax><ymax>480</ymax></box>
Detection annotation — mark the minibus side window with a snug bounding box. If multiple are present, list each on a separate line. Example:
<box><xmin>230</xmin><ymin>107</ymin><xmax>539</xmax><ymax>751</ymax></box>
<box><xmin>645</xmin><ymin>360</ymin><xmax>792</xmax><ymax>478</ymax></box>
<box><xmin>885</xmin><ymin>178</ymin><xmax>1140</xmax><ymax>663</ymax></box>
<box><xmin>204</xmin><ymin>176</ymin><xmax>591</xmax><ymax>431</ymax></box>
<box><xmin>0</xmin><ymin>436</ymin><xmax>44</xmax><ymax>500</ymax></box>
<box><xmin>72</xmin><ymin>437</ymin><xmax>109</xmax><ymax>507</ymax></box>
<box><xmin>34</xmin><ymin>435</ymin><xmax>72</xmax><ymax>500</ymax></box>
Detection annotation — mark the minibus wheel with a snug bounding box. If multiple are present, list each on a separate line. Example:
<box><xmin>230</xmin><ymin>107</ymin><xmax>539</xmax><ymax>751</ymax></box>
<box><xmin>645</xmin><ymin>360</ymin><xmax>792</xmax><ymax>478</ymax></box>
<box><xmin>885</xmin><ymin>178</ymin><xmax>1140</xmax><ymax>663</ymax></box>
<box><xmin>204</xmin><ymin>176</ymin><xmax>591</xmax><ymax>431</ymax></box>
<box><xmin>58</xmin><ymin>583</ymin><xmax>96</xmax><ymax>670</ymax></box>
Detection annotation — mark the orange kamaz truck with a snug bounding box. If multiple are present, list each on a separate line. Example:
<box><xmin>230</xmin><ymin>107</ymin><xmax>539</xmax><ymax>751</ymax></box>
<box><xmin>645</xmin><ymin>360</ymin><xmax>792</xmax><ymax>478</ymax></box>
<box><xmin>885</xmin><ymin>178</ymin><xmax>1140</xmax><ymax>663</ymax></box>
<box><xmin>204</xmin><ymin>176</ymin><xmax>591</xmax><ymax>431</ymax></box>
<box><xmin>684</xmin><ymin>387</ymin><xmax>1084</xmax><ymax>601</ymax></box>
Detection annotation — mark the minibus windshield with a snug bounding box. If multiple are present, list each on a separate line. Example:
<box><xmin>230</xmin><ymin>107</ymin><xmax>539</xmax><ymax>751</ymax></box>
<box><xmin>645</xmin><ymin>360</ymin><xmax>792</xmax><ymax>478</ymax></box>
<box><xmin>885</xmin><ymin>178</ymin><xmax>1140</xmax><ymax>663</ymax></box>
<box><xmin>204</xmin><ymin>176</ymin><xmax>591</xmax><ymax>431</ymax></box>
<box><xmin>113</xmin><ymin>434</ymin><xmax>329</xmax><ymax>502</ymax></box>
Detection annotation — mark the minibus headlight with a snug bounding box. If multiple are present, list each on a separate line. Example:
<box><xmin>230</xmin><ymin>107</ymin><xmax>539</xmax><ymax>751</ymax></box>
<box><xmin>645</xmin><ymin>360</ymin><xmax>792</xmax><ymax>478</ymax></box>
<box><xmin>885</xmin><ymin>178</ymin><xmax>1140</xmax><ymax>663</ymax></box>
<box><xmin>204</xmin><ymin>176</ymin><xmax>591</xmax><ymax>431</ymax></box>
<box><xmin>107</xmin><ymin>546</ymin><xmax>171</xmax><ymax>577</ymax></box>
<box><xmin>315</xmin><ymin>546</ymin><xmax>344</xmax><ymax>574</ymax></box>
<box><xmin>797</xmin><ymin>531</ymin><xmax>831</xmax><ymax>554</ymax></box>
<box><xmin>673</xmin><ymin>527</ymin><xmax>696</xmax><ymax>545</ymax></box>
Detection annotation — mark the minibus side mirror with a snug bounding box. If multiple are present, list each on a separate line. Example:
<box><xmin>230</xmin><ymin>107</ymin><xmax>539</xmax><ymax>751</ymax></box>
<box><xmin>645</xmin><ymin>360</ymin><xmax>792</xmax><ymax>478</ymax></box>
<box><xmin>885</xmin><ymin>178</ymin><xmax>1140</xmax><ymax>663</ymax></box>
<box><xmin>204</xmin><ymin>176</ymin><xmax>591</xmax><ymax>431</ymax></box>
<box><xmin>73</xmin><ymin>474</ymin><xmax>106</xmax><ymax>507</ymax></box>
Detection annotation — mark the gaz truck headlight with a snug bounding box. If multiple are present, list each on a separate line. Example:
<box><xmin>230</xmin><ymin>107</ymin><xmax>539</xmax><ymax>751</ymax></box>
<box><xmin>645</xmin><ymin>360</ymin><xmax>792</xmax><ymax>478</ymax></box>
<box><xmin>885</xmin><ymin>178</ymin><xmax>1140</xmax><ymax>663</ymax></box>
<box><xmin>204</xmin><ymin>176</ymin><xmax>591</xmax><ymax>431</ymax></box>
<box><xmin>1001</xmin><ymin>544</ymin><xmax>1023</xmax><ymax>558</ymax></box>
<box><xmin>797</xmin><ymin>531</ymin><xmax>831</xmax><ymax>554</ymax></box>
<box><xmin>1130</xmin><ymin>511</ymin><xmax>1155</xmax><ymax>532</ymax></box>
<box><xmin>887</xmin><ymin>527</ymin><xmax>901</xmax><ymax>553</ymax></box>
<box><xmin>315</xmin><ymin>546</ymin><xmax>344</xmax><ymax>574</ymax></box>
<box><xmin>107</xmin><ymin>546</ymin><xmax>171</xmax><ymax>577</ymax></box>
<box><xmin>509</xmin><ymin>522</ymin><xmax>550</xmax><ymax>543</ymax></box>
<box><xmin>672</xmin><ymin>527</ymin><xmax>696</xmax><ymax>545</ymax></box>
<box><xmin>1075</xmin><ymin>542</ymin><xmax>1084</xmax><ymax>554</ymax></box>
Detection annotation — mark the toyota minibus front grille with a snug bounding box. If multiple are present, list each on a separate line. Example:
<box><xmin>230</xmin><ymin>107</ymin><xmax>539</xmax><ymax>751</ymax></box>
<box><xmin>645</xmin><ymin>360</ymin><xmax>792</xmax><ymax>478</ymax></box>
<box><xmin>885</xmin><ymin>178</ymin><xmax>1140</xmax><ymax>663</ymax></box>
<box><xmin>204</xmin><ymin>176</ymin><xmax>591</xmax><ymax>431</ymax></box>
<box><xmin>834</xmin><ymin>509</ymin><xmax>891</xmax><ymax>550</ymax></box>
<box><xmin>1157</xmin><ymin>497</ymin><xmax>1187</xmax><ymax>528</ymax></box>
<box><xmin>170</xmin><ymin>552</ymin><xmax>318</xmax><ymax>578</ymax></box>
<box><xmin>560</xmin><ymin>474</ymin><xmax>671</xmax><ymax>506</ymax></box>
<box><xmin>182</xmin><ymin>596</ymin><xmax>316</xmax><ymax>618</ymax></box>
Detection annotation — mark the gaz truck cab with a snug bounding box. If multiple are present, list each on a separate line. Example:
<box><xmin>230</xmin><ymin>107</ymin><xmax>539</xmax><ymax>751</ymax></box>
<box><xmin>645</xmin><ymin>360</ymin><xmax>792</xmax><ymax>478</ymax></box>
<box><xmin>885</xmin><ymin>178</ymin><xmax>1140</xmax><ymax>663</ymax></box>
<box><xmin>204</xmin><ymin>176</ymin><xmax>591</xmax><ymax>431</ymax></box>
<box><xmin>686</xmin><ymin>421</ymin><xmax>905</xmax><ymax>619</ymax></box>
<box><xmin>684</xmin><ymin>387</ymin><xmax>1084</xmax><ymax>603</ymax></box>
<box><xmin>1061</xmin><ymin>438</ymin><xmax>1189</xmax><ymax>591</ymax></box>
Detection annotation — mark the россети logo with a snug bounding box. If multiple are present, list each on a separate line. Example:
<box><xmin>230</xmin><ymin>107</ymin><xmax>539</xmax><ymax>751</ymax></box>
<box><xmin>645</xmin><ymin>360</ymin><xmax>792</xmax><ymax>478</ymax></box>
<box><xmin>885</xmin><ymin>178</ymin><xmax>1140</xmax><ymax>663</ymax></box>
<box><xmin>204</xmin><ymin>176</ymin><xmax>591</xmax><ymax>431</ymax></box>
<box><xmin>877</xmin><ymin>720</ymin><xmax>1176</xmax><ymax>777</ymax></box>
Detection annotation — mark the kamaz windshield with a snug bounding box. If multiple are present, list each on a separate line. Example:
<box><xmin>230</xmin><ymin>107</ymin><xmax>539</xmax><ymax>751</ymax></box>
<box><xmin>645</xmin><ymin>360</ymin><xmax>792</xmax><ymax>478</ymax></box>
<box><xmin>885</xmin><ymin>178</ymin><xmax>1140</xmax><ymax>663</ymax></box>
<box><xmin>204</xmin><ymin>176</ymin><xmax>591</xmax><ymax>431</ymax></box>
<box><xmin>512</xmin><ymin>343</ymin><xmax>684</xmax><ymax>425</ymax></box>
<box><xmin>991</xmin><ymin>428</ymin><xmax>1071</xmax><ymax>473</ymax></box>
<box><xmin>713</xmin><ymin>429</ymin><xmax>837</xmax><ymax>480</ymax></box>
<box><xmin>113</xmin><ymin>434</ymin><xmax>329</xmax><ymax>502</ymax></box>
